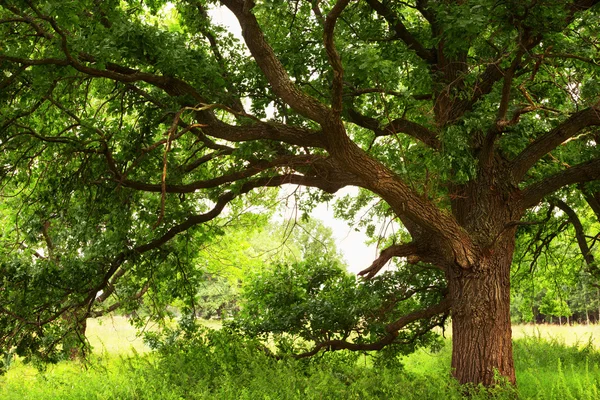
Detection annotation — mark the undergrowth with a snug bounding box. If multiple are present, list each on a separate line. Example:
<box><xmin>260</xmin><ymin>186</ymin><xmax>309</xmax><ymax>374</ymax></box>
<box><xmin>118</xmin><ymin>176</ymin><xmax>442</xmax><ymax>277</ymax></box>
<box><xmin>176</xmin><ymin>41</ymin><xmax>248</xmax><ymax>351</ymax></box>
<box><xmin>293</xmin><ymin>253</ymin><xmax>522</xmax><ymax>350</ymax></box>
<box><xmin>1</xmin><ymin>328</ymin><xmax>600</xmax><ymax>399</ymax></box>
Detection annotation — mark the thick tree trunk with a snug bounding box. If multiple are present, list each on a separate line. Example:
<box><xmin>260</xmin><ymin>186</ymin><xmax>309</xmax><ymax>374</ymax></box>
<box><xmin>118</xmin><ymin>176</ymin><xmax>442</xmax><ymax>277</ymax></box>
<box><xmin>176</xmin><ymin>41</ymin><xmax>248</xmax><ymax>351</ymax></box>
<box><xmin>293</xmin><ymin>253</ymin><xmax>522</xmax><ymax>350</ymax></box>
<box><xmin>448</xmin><ymin>246</ymin><xmax>516</xmax><ymax>385</ymax></box>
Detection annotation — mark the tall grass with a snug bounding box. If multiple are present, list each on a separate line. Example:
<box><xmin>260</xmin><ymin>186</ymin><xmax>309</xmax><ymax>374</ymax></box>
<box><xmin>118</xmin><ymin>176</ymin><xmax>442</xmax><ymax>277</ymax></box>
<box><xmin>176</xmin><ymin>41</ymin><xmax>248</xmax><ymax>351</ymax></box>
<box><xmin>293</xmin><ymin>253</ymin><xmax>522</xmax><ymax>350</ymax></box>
<box><xmin>2</xmin><ymin>321</ymin><xmax>600</xmax><ymax>399</ymax></box>
<box><xmin>513</xmin><ymin>332</ymin><xmax>600</xmax><ymax>399</ymax></box>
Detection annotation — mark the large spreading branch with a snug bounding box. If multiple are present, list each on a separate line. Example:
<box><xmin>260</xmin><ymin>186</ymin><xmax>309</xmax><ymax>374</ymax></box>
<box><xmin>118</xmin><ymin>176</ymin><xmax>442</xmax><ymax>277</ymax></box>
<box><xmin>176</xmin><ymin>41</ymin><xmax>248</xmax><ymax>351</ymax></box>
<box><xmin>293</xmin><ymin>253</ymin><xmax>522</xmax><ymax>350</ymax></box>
<box><xmin>323</xmin><ymin>0</ymin><xmax>350</xmax><ymax>114</ymax></box>
<box><xmin>220</xmin><ymin>0</ymin><xmax>475</xmax><ymax>267</ymax></box>
<box><xmin>520</xmin><ymin>158</ymin><xmax>600</xmax><ymax>209</ymax></box>
<box><xmin>511</xmin><ymin>105</ymin><xmax>600</xmax><ymax>182</ymax></box>
<box><xmin>220</xmin><ymin>0</ymin><xmax>330</xmax><ymax>123</ymax></box>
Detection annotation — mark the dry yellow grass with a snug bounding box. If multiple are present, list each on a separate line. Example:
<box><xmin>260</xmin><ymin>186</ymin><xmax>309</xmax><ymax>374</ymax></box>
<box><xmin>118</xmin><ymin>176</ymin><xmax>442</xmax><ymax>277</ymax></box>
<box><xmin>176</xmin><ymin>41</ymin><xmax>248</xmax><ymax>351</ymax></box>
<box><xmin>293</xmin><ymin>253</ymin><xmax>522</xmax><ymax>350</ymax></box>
<box><xmin>512</xmin><ymin>323</ymin><xmax>600</xmax><ymax>347</ymax></box>
<box><xmin>86</xmin><ymin>315</ymin><xmax>152</xmax><ymax>355</ymax></box>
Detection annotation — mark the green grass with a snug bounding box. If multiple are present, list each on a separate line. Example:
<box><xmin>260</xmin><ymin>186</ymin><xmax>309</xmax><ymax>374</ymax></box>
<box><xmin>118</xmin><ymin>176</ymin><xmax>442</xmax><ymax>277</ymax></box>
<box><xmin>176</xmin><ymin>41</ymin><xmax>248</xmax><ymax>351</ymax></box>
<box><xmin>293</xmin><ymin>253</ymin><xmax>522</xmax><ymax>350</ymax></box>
<box><xmin>2</xmin><ymin>320</ymin><xmax>600</xmax><ymax>399</ymax></box>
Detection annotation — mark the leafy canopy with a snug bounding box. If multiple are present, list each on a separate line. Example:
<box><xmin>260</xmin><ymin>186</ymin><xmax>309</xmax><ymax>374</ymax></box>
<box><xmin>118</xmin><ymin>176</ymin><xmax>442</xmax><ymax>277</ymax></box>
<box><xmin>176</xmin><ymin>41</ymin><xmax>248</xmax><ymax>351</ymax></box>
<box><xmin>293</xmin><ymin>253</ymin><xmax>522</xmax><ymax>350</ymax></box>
<box><xmin>1</xmin><ymin>0</ymin><xmax>600</xmax><ymax>381</ymax></box>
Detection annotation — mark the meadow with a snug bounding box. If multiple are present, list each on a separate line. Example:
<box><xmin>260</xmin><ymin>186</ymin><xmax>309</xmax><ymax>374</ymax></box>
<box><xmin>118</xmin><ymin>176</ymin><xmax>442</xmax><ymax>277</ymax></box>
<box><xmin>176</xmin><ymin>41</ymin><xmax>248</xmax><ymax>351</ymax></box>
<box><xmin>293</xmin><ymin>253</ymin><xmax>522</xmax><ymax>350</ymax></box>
<box><xmin>2</xmin><ymin>318</ymin><xmax>600</xmax><ymax>399</ymax></box>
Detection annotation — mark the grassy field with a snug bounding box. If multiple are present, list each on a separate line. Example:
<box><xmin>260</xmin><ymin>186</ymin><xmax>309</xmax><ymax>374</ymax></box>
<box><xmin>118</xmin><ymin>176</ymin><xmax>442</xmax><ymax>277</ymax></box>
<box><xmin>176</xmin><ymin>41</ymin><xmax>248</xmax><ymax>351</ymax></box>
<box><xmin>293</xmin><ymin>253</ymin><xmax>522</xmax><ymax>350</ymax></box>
<box><xmin>2</xmin><ymin>319</ymin><xmax>600</xmax><ymax>399</ymax></box>
<box><xmin>86</xmin><ymin>316</ymin><xmax>151</xmax><ymax>355</ymax></box>
<box><xmin>513</xmin><ymin>323</ymin><xmax>600</xmax><ymax>346</ymax></box>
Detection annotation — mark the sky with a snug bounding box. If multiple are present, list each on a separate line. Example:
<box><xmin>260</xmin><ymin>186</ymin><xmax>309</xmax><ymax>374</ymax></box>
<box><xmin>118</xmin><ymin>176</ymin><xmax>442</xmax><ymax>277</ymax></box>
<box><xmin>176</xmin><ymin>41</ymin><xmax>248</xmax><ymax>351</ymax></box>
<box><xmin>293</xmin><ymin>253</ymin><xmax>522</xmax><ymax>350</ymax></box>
<box><xmin>206</xmin><ymin>7</ymin><xmax>379</xmax><ymax>273</ymax></box>
<box><xmin>277</xmin><ymin>185</ymin><xmax>379</xmax><ymax>274</ymax></box>
<box><xmin>312</xmin><ymin>197</ymin><xmax>380</xmax><ymax>274</ymax></box>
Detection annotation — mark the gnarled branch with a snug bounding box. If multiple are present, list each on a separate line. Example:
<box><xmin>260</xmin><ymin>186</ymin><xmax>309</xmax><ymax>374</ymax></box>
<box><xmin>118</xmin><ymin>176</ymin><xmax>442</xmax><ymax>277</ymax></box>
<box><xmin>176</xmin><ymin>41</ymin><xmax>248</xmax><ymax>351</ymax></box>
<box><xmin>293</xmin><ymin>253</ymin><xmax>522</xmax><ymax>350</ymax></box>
<box><xmin>220</xmin><ymin>0</ymin><xmax>330</xmax><ymax>122</ymax></box>
<box><xmin>365</xmin><ymin>0</ymin><xmax>435</xmax><ymax>63</ymax></box>
<box><xmin>347</xmin><ymin>109</ymin><xmax>440</xmax><ymax>149</ymax></box>
<box><xmin>323</xmin><ymin>0</ymin><xmax>350</xmax><ymax>114</ymax></box>
<box><xmin>554</xmin><ymin>200</ymin><xmax>597</xmax><ymax>271</ymax></box>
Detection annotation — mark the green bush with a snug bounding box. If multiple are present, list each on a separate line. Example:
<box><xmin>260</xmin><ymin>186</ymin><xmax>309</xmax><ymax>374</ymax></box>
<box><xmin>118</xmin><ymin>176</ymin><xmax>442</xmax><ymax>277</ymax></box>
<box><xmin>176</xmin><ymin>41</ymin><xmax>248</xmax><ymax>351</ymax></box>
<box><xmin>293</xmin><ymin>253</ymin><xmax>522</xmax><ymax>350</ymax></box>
<box><xmin>231</xmin><ymin>258</ymin><xmax>446</xmax><ymax>358</ymax></box>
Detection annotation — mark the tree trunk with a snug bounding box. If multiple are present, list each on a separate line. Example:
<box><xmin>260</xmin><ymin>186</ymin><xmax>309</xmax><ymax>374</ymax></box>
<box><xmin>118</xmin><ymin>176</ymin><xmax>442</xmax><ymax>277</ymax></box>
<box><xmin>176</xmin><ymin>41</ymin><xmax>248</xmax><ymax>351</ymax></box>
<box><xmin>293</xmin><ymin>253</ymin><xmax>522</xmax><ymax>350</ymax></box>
<box><xmin>586</xmin><ymin>307</ymin><xmax>590</xmax><ymax>325</ymax></box>
<box><xmin>449</xmin><ymin>248</ymin><xmax>516</xmax><ymax>385</ymax></box>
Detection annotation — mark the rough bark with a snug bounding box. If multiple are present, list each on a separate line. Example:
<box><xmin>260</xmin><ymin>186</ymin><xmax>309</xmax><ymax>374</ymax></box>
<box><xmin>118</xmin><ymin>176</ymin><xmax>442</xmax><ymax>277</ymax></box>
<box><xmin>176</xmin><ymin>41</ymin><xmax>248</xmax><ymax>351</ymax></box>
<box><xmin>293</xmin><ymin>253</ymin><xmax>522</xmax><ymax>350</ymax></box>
<box><xmin>446</xmin><ymin>164</ymin><xmax>521</xmax><ymax>385</ymax></box>
<box><xmin>448</xmin><ymin>238</ymin><xmax>516</xmax><ymax>385</ymax></box>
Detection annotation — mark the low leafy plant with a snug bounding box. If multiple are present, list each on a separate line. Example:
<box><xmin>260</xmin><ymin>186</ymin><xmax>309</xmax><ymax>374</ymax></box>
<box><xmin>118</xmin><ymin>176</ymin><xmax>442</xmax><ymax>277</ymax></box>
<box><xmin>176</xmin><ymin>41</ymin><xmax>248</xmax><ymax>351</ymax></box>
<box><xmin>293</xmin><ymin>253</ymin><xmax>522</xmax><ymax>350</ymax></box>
<box><xmin>230</xmin><ymin>258</ymin><xmax>447</xmax><ymax>360</ymax></box>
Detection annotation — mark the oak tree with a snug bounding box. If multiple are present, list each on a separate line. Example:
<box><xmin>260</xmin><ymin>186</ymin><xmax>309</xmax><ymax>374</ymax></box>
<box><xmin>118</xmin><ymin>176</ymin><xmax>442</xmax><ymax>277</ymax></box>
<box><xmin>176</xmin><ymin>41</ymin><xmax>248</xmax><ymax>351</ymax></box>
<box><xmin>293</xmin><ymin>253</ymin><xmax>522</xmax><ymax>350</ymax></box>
<box><xmin>1</xmin><ymin>0</ymin><xmax>600</xmax><ymax>385</ymax></box>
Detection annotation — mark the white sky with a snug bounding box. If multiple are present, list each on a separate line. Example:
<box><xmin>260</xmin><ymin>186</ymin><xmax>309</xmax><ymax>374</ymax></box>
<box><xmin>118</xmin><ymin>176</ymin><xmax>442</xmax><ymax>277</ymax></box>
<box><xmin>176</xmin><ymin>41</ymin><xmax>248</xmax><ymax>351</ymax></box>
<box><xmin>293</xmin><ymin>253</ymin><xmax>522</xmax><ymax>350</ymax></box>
<box><xmin>207</xmin><ymin>7</ymin><xmax>378</xmax><ymax>274</ymax></box>
<box><xmin>277</xmin><ymin>186</ymin><xmax>379</xmax><ymax>273</ymax></box>
<box><xmin>207</xmin><ymin>7</ymin><xmax>243</xmax><ymax>37</ymax></box>
<box><xmin>311</xmin><ymin>192</ymin><xmax>379</xmax><ymax>273</ymax></box>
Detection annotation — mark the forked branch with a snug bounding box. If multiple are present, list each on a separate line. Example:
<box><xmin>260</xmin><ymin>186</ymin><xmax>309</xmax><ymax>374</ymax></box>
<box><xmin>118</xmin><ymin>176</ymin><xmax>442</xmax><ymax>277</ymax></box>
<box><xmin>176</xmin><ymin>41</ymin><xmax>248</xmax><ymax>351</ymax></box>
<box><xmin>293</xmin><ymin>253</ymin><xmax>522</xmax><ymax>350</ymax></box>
<box><xmin>348</xmin><ymin>109</ymin><xmax>440</xmax><ymax>150</ymax></box>
<box><xmin>323</xmin><ymin>0</ymin><xmax>350</xmax><ymax>113</ymax></box>
<box><xmin>220</xmin><ymin>0</ymin><xmax>330</xmax><ymax>122</ymax></box>
<box><xmin>554</xmin><ymin>200</ymin><xmax>598</xmax><ymax>273</ymax></box>
<box><xmin>365</xmin><ymin>0</ymin><xmax>435</xmax><ymax>62</ymax></box>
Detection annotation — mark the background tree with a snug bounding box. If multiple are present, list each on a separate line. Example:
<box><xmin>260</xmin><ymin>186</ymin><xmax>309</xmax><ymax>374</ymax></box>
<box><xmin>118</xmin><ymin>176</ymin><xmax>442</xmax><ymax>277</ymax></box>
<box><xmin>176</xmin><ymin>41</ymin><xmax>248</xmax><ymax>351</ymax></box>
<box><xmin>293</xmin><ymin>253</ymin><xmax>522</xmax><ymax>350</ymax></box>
<box><xmin>510</xmin><ymin>193</ymin><xmax>600</xmax><ymax>324</ymax></box>
<box><xmin>1</xmin><ymin>0</ymin><xmax>600</xmax><ymax>385</ymax></box>
<box><xmin>190</xmin><ymin>212</ymin><xmax>347</xmax><ymax>319</ymax></box>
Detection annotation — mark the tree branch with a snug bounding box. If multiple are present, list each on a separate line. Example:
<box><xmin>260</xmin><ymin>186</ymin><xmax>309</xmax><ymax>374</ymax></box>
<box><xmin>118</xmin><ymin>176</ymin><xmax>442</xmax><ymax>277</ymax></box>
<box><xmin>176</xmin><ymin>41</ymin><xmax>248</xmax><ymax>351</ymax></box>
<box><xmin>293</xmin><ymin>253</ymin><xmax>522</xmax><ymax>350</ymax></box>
<box><xmin>323</xmin><ymin>0</ymin><xmax>350</xmax><ymax>114</ymax></box>
<box><xmin>464</xmin><ymin>0</ymin><xmax>599</xmax><ymax>122</ymax></box>
<box><xmin>347</xmin><ymin>109</ymin><xmax>440</xmax><ymax>149</ymax></box>
<box><xmin>203</xmin><ymin>120</ymin><xmax>326</xmax><ymax>148</ymax></box>
<box><xmin>345</xmin><ymin>87</ymin><xmax>432</xmax><ymax>101</ymax></box>
<box><xmin>511</xmin><ymin>106</ymin><xmax>600</xmax><ymax>181</ymax></box>
<box><xmin>220</xmin><ymin>1</ymin><xmax>473</xmax><ymax>268</ymax></box>
<box><xmin>358</xmin><ymin>242</ymin><xmax>418</xmax><ymax>279</ymax></box>
<box><xmin>91</xmin><ymin>281</ymin><xmax>151</xmax><ymax>318</ymax></box>
<box><xmin>184</xmin><ymin>0</ymin><xmax>245</xmax><ymax>112</ymax></box>
<box><xmin>365</xmin><ymin>0</ymin><xmax>435</xmax><ymax>63</ymax></box>
<box><xmin>520</xmin><ymin>158</ymin><xmax>600</xmax><ymax>209</ymax></box>
<box><xmin>0</xmin><ymin>53</ymin><xmax>207</xmax><ymax>103</ymax></box>
<box><xmin>580</xmin><ymin>184</ymin><xmax>600</xmax><ymax>221</ymax></box>
<box><xmin>220</xmin><ymin>0</ymin><xmax>330</xmax><ymax>122</ymax></box>
<box><xmin>114</xmin><ymin>155</ymin><xmax>327</xmax><ymax>193</ymax></box>
<box><xmin>294</xmin><ymin>296</ymin><xmax>450</xmax><ymax>358</ymax></box>
<box><xmin>554</xmin><ymin>200</ymin><xmax>597</xmax><ymax>270</ymax></box>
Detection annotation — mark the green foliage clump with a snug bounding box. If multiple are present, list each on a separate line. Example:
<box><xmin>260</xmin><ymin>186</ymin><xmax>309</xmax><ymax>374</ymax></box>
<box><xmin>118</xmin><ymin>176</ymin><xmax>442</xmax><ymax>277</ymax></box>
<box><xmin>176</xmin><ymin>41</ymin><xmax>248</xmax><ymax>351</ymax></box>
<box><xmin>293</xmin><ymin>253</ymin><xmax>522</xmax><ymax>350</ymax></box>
<box><xmin>231</xmin><ymin>258</ymin><xmax>446</xmax><ymax>360</ymax></box>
